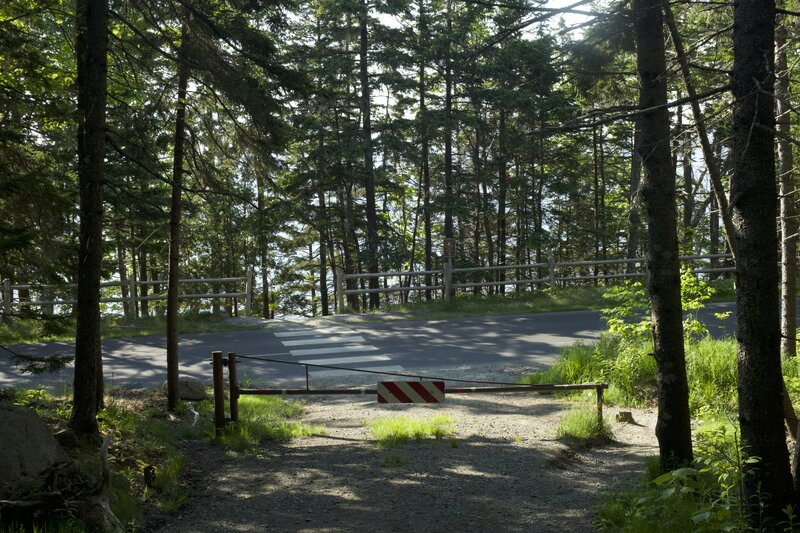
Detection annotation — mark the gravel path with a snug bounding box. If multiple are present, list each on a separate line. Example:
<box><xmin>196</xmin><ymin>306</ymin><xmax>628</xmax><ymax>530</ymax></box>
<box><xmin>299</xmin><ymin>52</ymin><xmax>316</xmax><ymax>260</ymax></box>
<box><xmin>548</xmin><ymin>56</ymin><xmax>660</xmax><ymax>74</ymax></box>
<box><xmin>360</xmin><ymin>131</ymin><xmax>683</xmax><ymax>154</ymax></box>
<box><xmin>151</xmin><ymin>366</ymin><xmax>659</xmax><ymax>532</ymax></box>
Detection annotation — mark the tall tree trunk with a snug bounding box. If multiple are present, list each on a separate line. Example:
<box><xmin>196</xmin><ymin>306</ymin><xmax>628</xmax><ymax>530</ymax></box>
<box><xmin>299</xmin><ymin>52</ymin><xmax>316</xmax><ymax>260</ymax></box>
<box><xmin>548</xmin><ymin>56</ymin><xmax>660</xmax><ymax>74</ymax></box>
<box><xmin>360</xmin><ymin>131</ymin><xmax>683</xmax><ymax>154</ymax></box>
<box><xmin>777</xmin><ymin>23</ymin><xmax>796</xmax><ymax>359</ymax></box>
<box><xmin>70</xmin><ymin>0</ymin><xmax>108</xmax><ymax>436</ymax></box>
<box><xmin>318</xmin><ymin>189</ymin><xmax>330</xmax><ymax>316</ymax></box>
<box><xmin>443</xmin><ymin>0</ymin><xmax>454</xmax><ymax>276</ymax></box>
<box><xmin>138</xmin><ymin>249</ymin><xmax>149</xmax><ymax>317</ymax></box>
<box><xmin>116</xmin><ymin>243</ymin><xmax>130</xmax><ymax>318</ymax></box>
<box><xmin>731</xmin><ymin>0</ymin><xmax>795</xmax><ymax>524</ymax></box>
<box><xmin>497</xmin><ymin>108</ymin><xmax>507</xmax><ymax>293</ymax></box>
<box><xmin>359</xmin><ymin>2</ymin><xmax>379</xmax><ymax>310</ymax></box>
<box><xmin>166</xmin><ymin>22</ymin><xmax>189</xmax><ymax>412</ymax></box>
<box><xmin>662</xmin><ymin>0</ymin><xmax>736</xmax><ymax>258</ymax></box>
<box><xmin>418</xmin><ymin>0</ymin><xmax>432</xmax><ymax>301</ymax></box>
<box><xmin>256</xmin><ymin>172</ymin><xmax>270</xmax><ymax>318</ymax></box>
<box><xmin>634</xmin><ymin>0</ymin><xmax>693</xmax><ymax>471</ymax></box>
<box><xmin>627</xmin><ymin>119</ymin><xmax>642</xmax><ymax>273</ymax></box>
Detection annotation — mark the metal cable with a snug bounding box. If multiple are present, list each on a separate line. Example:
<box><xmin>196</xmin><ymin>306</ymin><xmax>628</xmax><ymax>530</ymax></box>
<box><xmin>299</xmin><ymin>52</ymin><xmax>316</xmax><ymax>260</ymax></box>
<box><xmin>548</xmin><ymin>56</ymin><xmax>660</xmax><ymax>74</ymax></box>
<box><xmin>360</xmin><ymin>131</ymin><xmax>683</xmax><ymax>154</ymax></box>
<box><xmin>234</xmin><ymin>353</ymin><xmax>533</xmax><ymax>386</ymax></box>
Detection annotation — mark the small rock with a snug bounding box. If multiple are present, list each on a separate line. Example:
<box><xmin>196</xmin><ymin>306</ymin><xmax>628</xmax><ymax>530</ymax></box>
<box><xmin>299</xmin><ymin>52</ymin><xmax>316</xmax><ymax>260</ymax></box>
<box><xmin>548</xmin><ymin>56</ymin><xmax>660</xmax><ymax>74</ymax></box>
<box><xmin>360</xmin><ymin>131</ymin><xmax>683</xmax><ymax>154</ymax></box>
<box><xmin>162</xmin><ymin>378</ymin><xmax>207</xmax><ymax>401</ymax></box>
<box><xmin>616</xmin><ymin>411</ymin><xmax>636</xmax><ymax>424</ymax></box>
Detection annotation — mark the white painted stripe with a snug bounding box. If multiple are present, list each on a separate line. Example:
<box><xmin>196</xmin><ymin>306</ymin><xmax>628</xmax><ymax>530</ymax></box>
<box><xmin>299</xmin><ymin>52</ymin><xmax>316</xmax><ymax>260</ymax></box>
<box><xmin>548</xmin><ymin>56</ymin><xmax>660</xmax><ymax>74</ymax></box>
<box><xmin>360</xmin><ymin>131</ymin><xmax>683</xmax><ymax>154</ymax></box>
<box><xmin>281</xmin><ymin>336</ymin><xmax>365</xmax><ymax>347</ymax></box>
<box><xmin>275</xmin><ymin>328</ymin><xmax>355</xmax><ymax>338</ymax></box>
<box><xmin>397</xmin><ymin>382</ymin><xmax>426</xmax><ymax>403</ymax></box>
<box><xmin>311</xmin><ymin>365</ymin><xmax>405</xmax><ymax>378</ymax></box>
<box><xmin>289</xmin><ymin>345</ymin><xmax>377</xmax><ymax>357</ymax></box>
<box><xmin>299</xmin><ymin>354</ymin><xmax>391</xmax><ymax>365</ymax></box>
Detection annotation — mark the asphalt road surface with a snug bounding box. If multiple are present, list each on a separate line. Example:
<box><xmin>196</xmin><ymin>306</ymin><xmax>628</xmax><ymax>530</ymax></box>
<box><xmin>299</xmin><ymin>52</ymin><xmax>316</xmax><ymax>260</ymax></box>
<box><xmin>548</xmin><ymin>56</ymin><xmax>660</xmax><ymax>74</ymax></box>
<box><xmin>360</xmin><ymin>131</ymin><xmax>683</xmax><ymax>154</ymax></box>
<box><xmin>0</xmin><ymin>303</ymin><xmax>740</xmax><ymax>390</ymax></box>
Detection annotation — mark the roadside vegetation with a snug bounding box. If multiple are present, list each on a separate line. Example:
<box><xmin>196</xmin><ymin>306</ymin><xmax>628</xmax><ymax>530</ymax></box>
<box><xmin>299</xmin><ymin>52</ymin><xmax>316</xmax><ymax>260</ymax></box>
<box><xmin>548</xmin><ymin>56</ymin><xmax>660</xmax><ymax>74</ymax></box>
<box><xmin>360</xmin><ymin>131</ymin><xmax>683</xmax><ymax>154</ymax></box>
<box><xmin>365</xmin><ymin>415</ymin><xmax>456</xmax><ymax>448</ymax></box>
<box><xmin>521</xmin><ymin>272</ymin><xmax>800</xmax><ymax>530</ymax></box>
<box><xmin>0</xmin><ymin>314</ymin><xmax>266</xmax><ymax>346</ymax></box>
<box><xmin>0</xmin><ymin>387</ymin><xmax>317</xmax><ymax>531</ymax></box>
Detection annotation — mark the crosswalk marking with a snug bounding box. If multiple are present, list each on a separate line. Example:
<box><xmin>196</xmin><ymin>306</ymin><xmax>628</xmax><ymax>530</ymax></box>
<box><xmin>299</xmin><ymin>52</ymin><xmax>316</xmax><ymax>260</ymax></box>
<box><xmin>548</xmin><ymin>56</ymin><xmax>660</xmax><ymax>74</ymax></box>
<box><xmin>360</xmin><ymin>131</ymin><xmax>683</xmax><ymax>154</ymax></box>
<box><xmin>289</xmin><ymin>344</ymin><xmax>378</xmax><ymax>357</ymax></box>
<box><xmin>273</xmin><ymin>327</ymin><xmax>405</xmax><ymax>377</ymax></box>
<box><xmin>311</xmin><ymin>365</ymin><xmax>405</xmax><ymax>378</ymax></box>
<box><xmin>281</xmin><ymin>336</ymin><xmax>365</xmax><ymax>347</ymax></box>
<box><xmin>299</xmin><ymin>354</ymin><xmax>391</xmax><ymax>365</ymax></box>
<box><xmin>275</xmin><ymin>328</ymin><xmax>355</xmax><ymax>338</ymax></box>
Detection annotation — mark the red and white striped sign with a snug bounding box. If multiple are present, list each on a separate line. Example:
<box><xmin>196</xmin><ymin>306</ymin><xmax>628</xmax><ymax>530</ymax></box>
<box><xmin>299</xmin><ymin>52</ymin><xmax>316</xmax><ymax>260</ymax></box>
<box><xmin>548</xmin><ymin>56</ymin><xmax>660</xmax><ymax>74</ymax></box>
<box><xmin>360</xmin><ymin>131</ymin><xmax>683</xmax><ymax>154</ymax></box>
<box><xmin>377</xmin><ymin>381</ymin><xmax>446</xmax><ymax>403</ymax></box>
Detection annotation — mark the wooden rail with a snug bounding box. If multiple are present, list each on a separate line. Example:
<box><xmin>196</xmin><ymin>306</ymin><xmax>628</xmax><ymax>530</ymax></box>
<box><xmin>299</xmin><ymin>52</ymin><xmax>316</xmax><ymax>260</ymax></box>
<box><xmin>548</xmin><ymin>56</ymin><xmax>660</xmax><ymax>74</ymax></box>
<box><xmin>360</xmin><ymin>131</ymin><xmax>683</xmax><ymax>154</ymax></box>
<box><xmin>340</xmin><ymin>253</ymin><xmax>735</xmax><ymax>305</ymax></box>
<box><xmin>0</xmin><ymin>272</ymin><xmax>254</xmax><ymax>317</ymax></box>
<box><xmin>211</xmin><ymin>351</ymin><xmax>609</xmax><ymax>435</ymax></box>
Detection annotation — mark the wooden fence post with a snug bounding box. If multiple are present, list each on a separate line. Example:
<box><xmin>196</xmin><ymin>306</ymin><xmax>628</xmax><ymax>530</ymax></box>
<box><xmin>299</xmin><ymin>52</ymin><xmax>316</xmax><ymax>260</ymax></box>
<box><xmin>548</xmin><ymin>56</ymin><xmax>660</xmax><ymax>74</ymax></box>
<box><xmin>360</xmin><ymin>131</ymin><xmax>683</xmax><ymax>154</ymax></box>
<box><xmin>596</xmin><ymin>384</ymin><xmax>605</xmax><ymax>426</ymax></box>
<box><xmin>129</xmin><ymin>278</ymin><xmax>137</xmax><ymax>319</ymax></box>
<box><xmin>548</xmin><ymin>255</ymin><xmax>556</xmax><ymax>290</ymax></box>
<box><xmin>212</xmin><ymin>351</ymin><xmax>225</xmax><ymax>436</ymax></box>
<box><xmin>335</xmin><ymin>265</ymin><xmax>345</xmax><ymax>313</ymax></box>
<box><xmin>244</xmin><ymin>270</ymin><xmax>253</xmax><ymax>317</ymax></box>
<box><xmin>228</xmin><ymin>352</ymin><xmax>239</xmax><ymax>423</ymax></box>
<box><xmin>443</xmin><ymin>260</ymin><xmax>453</xmax><ymax>304</ymax></box>
<box><xmin>2</xmin><ymin>279</ymin><xmax>10</xmax><ymax>317</ymax></box>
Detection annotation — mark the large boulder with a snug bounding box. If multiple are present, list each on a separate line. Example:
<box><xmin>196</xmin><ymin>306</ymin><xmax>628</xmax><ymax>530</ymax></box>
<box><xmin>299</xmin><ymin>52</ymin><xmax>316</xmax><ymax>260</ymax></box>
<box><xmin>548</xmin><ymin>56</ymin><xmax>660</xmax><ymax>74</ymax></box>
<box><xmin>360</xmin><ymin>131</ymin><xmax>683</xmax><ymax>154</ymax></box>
<box><xmin>162</xmin><ymin>378</ymin><xmax>207</xmax><ymax>401</ymax></box>
<box><xmin>0</xmin><ymin>401</ymin><xmax>66</xmax><ymax>496</ymax></box>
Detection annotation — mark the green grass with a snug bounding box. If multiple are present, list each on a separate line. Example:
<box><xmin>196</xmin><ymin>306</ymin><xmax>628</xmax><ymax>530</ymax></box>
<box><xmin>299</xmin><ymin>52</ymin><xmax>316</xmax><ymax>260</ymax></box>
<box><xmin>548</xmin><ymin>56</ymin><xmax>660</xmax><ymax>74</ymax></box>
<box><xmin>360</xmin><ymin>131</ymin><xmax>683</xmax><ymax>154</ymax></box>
<box><xmin>0</xmin><ymin>314</ymin><xmax>265</xmax><ymax>344</ymax></box>
<box><xmin>365</xmin><ymin>415</ymin><xmax>456</xmax><ymax>448</ymax></box>
<box><xmin>217</xmin><ymin>396</ymin><xmax>322</xmax><ymax>453</ymax></box>
<box><xmin>555</xmin><ymin>407</ymin><xmax>613</xmax><ymax>445</ymax></box>
<box><xmin>365</xmin><ymin>286</ymin><xmax>611</xmax><ymax>321</ymax></box>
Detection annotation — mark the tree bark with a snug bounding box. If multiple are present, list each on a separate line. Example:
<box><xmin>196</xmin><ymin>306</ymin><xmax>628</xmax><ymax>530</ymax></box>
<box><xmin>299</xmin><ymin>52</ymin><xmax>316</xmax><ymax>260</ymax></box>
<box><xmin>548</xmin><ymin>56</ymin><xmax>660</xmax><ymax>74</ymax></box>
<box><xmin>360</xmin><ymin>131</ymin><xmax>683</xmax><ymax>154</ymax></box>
<box><xmin>731</xmin><ymin>0</ymin><xmax>795</xmax><ymax>524</ymax></box>
<box><xmin>418</xmin><ymin>0</ymin><xmax>432</xmax><ymax>301</ymax></box>
<box><xmin>497</xmin><ymin>108</ymin><xmax>507</xmax><ymax>293</ymax></box>
<box><xmin>166</xmin><ymin>22</ymin><xmax>189</xmax><ymax>412</ymax></box>
<box><xmin>627</xmin><ymin>119</ymin><xmax>642</xmax><ymax>273</ymax></box>
<box><xmin>634</xmin><ymin>0</ymin><xmax>693</xmax><ymax>471</ymax></box>
<box><xmin>662</xmin><ymin>0</ymin><xmax>736</xmax><ymax>258</ymax></box>
<box><xmin>359</xmin><ymin>2</ymin><xmax>379</xmax><ymax>310</ymax></box>
<box><xmin>70</xmin><ymin>0</ymin><xmax>108</xmax><ymax>436</ymax></box>
<box><xmin>776</xmin><ymin>23</ymin><xmax>796</xmax><ymax>359</ymax></box>
<box><xmin>318</xmin><ymin>188</ymin><xmax>330</xmax><ymax>316</ymax></box>
<box><xmin>443</xmin><ymin>0</ymin><xmax>454</xmax><ymax>252</ymax></box>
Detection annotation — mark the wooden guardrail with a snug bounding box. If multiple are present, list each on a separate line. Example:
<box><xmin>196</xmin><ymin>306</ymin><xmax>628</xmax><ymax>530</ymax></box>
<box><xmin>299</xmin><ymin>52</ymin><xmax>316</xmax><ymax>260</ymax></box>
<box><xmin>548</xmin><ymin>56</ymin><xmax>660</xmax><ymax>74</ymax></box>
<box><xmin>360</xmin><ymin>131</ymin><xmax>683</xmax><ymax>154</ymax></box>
<box><xmin>0</xmin><ymin>271</ymin><xmax>254</xmax><ymax>317</ymax></box>
<box><xmin>339</xmin><ymin>253</ymin><xmax>734</xmax><ymax>306</ymax></box>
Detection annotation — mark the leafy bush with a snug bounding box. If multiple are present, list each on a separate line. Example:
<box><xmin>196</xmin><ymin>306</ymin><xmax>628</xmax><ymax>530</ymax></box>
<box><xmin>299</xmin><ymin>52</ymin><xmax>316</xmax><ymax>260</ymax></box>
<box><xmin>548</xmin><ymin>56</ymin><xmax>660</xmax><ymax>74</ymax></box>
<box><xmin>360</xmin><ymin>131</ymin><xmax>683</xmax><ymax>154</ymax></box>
<box><xmin>218</xmin><ymin>396</ymin><xmax>322</xmax><ymax>453</ymax></box>
<box><xmin>555</xmin><ymin>407</ymin><xmax>613</xmax><ymax>445</ymax></box>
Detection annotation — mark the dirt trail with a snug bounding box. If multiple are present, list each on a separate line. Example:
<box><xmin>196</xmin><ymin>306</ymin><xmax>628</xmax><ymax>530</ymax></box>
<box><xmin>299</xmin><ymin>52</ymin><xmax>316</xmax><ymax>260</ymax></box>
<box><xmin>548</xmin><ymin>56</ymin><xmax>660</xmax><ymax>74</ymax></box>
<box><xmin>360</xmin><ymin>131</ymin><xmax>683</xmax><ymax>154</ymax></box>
<box><xmin>151</xmin><ymin>390</ymin><xmax>658</xmax><ymax>533</ymax></box>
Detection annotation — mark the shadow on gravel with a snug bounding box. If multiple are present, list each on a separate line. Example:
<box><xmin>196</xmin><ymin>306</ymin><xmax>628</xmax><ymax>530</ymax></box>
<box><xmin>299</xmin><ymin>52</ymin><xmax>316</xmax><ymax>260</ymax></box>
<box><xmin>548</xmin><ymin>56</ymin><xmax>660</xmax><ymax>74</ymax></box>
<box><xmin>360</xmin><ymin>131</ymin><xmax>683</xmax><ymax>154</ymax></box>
<box><xmin>155</xmin><ymin>432</ymin><xmax>650</xmax><ymax>533</ymax></box>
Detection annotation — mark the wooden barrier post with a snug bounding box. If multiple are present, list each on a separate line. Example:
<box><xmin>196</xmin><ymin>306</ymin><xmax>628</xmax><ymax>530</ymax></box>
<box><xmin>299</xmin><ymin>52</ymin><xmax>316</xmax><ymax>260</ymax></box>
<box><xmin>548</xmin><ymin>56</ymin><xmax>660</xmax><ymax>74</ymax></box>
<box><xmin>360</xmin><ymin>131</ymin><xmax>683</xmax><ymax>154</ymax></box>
<box><xmin>596</xmin><ymin>383</ymin><xmax>604</xmax><ymax>426</ymax></box>
<box><xmin>443</xmin><ymin>260</ymin><xmax>453</xmax><ymax>304</ymax></box>
<box><xmin>548</xmin><ymin>255</ymin><xmax>556</xmax><ymax>290</ymax></box>
<box><xmin>228</xmin><ymin>352</ymin><xmax>239</xmax><ymax>423</ymax></box>
<box><xmin>212</xmin><ymin>351</ymin><xmax>225</xmax><ymax>436</ymax></box>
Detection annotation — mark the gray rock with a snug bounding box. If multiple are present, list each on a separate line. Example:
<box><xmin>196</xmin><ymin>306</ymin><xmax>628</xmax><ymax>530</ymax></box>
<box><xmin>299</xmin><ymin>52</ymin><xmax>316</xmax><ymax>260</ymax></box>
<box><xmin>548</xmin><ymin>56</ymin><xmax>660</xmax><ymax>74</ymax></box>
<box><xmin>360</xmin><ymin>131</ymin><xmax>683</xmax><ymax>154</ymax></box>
<box><xmin>162</xmin><ymin>378</ymin><xmax>207</xmax><ymax>401</ymax></box>
<box><xmin>0</xmin><ymin>401</ymin><xmax>66</xmax><ymax>495</ymax></box>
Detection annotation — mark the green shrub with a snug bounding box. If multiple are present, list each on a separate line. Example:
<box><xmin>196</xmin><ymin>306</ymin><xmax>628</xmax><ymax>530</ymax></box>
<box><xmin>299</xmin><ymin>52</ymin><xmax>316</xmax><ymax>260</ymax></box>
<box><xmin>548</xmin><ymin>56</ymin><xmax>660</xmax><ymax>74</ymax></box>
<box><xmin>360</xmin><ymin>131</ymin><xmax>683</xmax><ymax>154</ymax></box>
<box><xmin>218</xmin><ymin>396</ymin><xmax>322</xmax><ymax>453</ymax></box>
<box><xmin>686</xmin><ymin>338</ymin><xmax>738</xmax><ymax>416</ymax></box>
<box><xmin>366</xmin><ymin>415</ymin><xmax>456</xmax><ymax>448</ymax></box>
<box><xmin>555</xmin><ymin>407</ymin><xmax>613</xmax><ymax>445</ymax></box>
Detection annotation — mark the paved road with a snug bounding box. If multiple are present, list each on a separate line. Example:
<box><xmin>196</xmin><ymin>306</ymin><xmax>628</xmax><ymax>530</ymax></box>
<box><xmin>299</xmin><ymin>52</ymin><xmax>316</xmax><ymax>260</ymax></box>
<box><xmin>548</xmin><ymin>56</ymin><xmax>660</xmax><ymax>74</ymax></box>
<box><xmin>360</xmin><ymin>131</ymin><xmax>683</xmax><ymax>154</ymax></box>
<box><xmin>0</xmin><ymin>303</ymin><xmax>739</xmax><ymax>390</ymax></box>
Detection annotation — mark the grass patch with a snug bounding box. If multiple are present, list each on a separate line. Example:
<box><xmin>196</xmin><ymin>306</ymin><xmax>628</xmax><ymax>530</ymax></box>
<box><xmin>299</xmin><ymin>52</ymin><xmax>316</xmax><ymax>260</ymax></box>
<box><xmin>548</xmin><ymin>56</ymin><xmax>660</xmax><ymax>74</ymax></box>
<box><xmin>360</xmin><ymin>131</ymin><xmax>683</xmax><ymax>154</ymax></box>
<box><xmin>0</xmin><ymin>314</ymin><xmax>264</xmax><ymax>345</ymax></box>
<box><xmin>364</xmin><ymin>286</ymin><xmax>610</xmax><ymax>321</ymax></box>
<box><xmin>555</xmin><ymin>407</ymin><xmax>613</xmax><ymax>445</ymax></box>
<box><xmin>381</xmin><ymin>452</ymin><xmax>408</xmax><ymax>471</ymax></box>
<box><xmin>366</xmin><ymin>415</ymin><xmax>456</xmax><ymax>448</ymax></box>
<box><xmin>217</xmin><ymin>396</ymin><xmax>322</xmax><ymax>453</ymax></box>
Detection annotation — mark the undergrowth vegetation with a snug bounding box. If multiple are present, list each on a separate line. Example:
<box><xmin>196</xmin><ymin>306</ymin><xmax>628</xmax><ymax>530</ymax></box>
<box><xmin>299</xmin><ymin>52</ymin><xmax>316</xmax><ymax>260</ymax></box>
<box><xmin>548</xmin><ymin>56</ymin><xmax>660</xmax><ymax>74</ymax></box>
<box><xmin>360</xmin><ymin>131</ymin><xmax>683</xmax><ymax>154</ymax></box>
<box><xmin>365</xmin><ymin>415</ymin><xmax>456</xmax><ymax>448</ymax></box>
<box><xmin>1</xmin><ymin>386</ymin><xmax>318</xmax><ymax>531</ymax></box>
<box><xmin>521</xmin><ymin>272</ymin><xmax>800</xmax><ymax>531</ymax></box>
<box><xmin>555</xmin><ymin>407</ymin><xmax>614</xmax><ymax>446</ymax></box>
